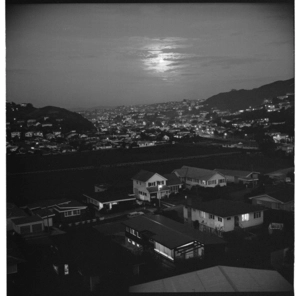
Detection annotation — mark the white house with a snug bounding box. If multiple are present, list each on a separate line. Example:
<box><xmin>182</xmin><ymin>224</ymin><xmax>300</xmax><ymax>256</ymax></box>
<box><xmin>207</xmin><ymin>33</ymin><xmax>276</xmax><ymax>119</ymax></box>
<box><xmin>173</xmin><ymin>166</ymin><xmax>226</xmax><ymax>189</ymax></box>
<box><xmin>184</xmin><ymin>199</ymin><xmax>266</xmax><ymax>235</ymax></box>
<box><xmin>132</xmin><ymin>170</ymin><xmax>170</xmax><ymax>202</ymax></box>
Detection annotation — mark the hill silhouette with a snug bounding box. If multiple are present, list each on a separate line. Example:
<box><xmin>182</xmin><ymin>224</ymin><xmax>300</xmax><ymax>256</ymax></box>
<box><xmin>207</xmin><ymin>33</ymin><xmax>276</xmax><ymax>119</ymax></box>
<box><xmin>204</xmin><ymin>78</ymin><xmax>294</xmax><ymax>111</ymax></box>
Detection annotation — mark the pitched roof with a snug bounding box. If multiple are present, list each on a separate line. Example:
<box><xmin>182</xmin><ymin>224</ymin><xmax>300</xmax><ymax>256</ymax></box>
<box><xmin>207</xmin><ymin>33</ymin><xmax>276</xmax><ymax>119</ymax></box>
<box><xmin>214</xmin><ymin>169</ymin><xmax>260</xmax><ymax>178</ymax></box>
<box><xmin>12</xmin><ymin>215</ymin><xmax>43</xmax><ymax>225</ymax></box>
<box><xmin>129</xmin><ymin>265</ymin><xmax>293</xmax><ymax>293</ymax></box>
<box><xmin>185</xmin><ymin>199</ymin><xmax>266</xmax><ymax>218</ymax></box>
<box><xmin>35</xmin><ymin>208</ymin><xmax>56</xmax><ymax>218</ymax></box>
<box><xmin>132</xmin><ymin>170</ymin><xmax>156</xmax><ymax>182</ymax></box>
<box><xmin>174</xmin><ymin>166</ymin><xmax>222</xmax><ymax>181</ymax></box>
<box><xmin>250</xmin><ymin>184</ymin><xmax>294</xmax><ymax>203</ymax></box>
<box><xmin>123</xmin><ymin>215</ymin><xmax>225</xmax><ymax>249</ymax></box>
<box><xmin>7</xmin><ymin>203</ymin><xmax>28</xmax><ymax>219</ymax></box>
<box><xmin>163</xmin><ymin>173</ymin><xmax>182</xmax><ymax>186</ymax></box>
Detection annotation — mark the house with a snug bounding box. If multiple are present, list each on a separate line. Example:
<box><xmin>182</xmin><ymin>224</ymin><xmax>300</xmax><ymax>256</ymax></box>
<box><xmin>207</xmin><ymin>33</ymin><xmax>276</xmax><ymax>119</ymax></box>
<box><xmin>183</xmin><ymin>199</ymin><xmax>266</xmax><ymax>235</ymax></box>
<box><xmin>249</xmin><ymin>184</ymin><xmax>294</xmax><ymax>212</ymax></box>
<box><xmin>11</xmin><ymin>131</ymin><xmax>21</xmax><ymax>139</ymax></box>
<box><xmin>214</xmin><ymin>169</ymin><xmax>260</xmax><ymax>187</ymax></box>
<box><xmin>173</xmin><ymin>166</ymin><xmax>226</xmax><ymax>189</ymax></box>
<box><xmin>33</xmin><ymin>131</ymin><xmax>43</xmax><ymax>137</ymax></box>
<box><xmin>11</xmin><ymin>216</ymin><xmax>44</xmax><ymax>236</ymax></box>
<box><xmin>7</xmin><ymin>203</ymin><xmax>28</xmax><ymax>231</ymax></box>
<box><xmin>132</xmin><ymin>170</ymin><xmax>170</xmax><ymax>203</ymax></box>
<box><xmin>123</xmin><ymin>215</ymin><xmax>225</xmax><ymax>262</ymax></box>
<box><xmin>25</xmin><ymin>131</ymin><xmax>34</xmax><ymax>138</ymax></box>
<box><xmin>129</xmin><ymin>265</ymin><xmax>293</xmax><ymax>293</ymax></box>
<box><xmin>27</xmin><ymin>199</ymin><xmax>87</xmax><ymax>223</ymax></box>
<box><xmin>84</xmin><ymin>187</ymin><xmax>136</xmax><ymax>211</ymax></box>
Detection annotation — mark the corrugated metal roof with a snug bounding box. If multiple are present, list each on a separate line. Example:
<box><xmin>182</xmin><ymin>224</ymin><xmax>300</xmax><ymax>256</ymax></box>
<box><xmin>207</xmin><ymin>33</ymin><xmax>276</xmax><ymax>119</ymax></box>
<box><xmin>129</xmin><ymin>265</ymin><xmax>293</xmax><ymax>292</ymax></box>
<box><xmin>123</xmin><ymin>215</ymin><xmax>225</xmax><ymax>249</ymax></box>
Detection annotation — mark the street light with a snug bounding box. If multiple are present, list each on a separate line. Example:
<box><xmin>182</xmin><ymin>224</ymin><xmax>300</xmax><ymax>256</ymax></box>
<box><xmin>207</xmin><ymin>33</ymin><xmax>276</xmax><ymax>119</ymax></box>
<box><xmin>158</xmin><ymin>184</ymin><xmax>163</xmax><ymax>208</ymax></box>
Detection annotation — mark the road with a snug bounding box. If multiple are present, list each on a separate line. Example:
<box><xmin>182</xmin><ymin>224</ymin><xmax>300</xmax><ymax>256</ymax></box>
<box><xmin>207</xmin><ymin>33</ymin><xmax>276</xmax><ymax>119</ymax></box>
<box><xmin>7</xmin><ymin>151</ymin><xmax>241</xmax><ymax>176</ymax></box>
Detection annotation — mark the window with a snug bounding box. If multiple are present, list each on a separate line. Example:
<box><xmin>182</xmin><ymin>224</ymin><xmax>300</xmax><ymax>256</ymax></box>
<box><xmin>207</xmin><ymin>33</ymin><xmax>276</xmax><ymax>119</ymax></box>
<box><xmin>242</xmin><ymin>214</ymin><xmax>249</xmax><ymax>221</ymax></box>
<box><xmin>254</xmin><ymin>212</ymin><xmax>261</xmax><ymax>219</ymax></box>
<box><xmin>130</xmin><ymin>228</ymin><xmax>136</xmax><ymax>236</ymax></box>
<box><xmin>201</xmin><ymin>211</ymin><xmax>206</xmax><ymax>218</ymax></box>
<box><xmin>218</xmin><ymin>217</ymin><xmax>222</xmax><ymax>222</ymax></box>
<box><xmin>209</xmin><ymin>214</ymin><xmax>215</xmax><ymax>219</ymax></box>
<box><xmin>128</xmin><ymin>238</ymin><xmax>131</xmax><ymax>243</ymax></box>
<box><xmin>148</xmin><ymin>182</ymin><xmax>155</xmax><ymax>187</ymax></box>
<box><xmin>64</xmin><ymin>210</ymin><xmax>79</xmax><ymax>217</ymax></box>
<box><xmin>219</xmin><ymin>179</ymin><xmax>226</xmax><ymax>183</ymax></box>
<box><xmin>137</xmin><ymin>232</ymin><xmax>141</xmax><ymax>238</ymax></box>
<box><xmin>202</xmin><ymin>180</ymin><xmax>206</xmax><ymax>185</ymax></box>
<box><xmin>227</xmin><ymin>217</ymin><xmax>231</xmax><ymax>220</ymax></box>
<box><xmin>157</xmin><ymin>181</ymin><xmax>164</xmax><ymax>185</ymax></box>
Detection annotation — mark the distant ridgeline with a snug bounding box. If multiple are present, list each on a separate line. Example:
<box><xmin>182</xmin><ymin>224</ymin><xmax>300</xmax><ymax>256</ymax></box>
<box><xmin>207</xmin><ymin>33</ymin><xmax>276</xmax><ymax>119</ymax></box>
<box><xmin>6</xmin><ymin>102</ymin><xmax>96</xmax><ymax>133</ymax></box>
<box><xmin>204</xmin><ymin>78</ymin><xmax>294</xmax><ymax>112</ymax></box>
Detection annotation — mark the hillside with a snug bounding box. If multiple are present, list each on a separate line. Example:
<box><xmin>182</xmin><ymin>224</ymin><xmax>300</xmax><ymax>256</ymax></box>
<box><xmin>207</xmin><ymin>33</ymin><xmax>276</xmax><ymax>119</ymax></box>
<box><xmin>204</xmin><ymin>78</ymin><xmax>294</xmax><ymax>111</ymax></box>
<box><xmin>7</xmin><ymin>103</ymin><xmax>96</xmax><ymax>132</ymax></box>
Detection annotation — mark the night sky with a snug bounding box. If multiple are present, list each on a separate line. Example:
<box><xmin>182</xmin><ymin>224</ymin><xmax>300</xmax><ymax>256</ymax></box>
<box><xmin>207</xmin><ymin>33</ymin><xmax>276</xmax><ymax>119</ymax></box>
<box><xmin>6</xmin><ymin>4</ymin><xmax>294</xmax><ymax>109</ymax></box>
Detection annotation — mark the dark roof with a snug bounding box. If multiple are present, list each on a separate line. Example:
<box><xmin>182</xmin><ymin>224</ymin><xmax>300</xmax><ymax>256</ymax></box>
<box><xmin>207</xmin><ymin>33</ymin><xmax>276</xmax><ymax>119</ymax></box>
<box><xmin>251</xmin><ymin>184</ymin><xmax>294</xmax><ymax>203</ymax></box>
<box><xmin>163</xmin><ymin>173</ymin><xmax>182</xmax><ymax>186</ymax></box>
<box><xmin>123</xmin><ymin>215</ymin><xmax>225</xmax><ymax>249</ymax></box>
<box><xmin>132</xmin><ymin>170</ymin><xmax>156</xmax><ymax>182</ymax></box>
<box><xmin>7</xmin><ymin>203</ymin><xmax>28</xmax><ymax>219</ymax></box>
<box><xmin>12</xmin><ymin>215</ymin><xmax>43</xmax><ymax>225</ymax></box>
<box><xmin>174</xmin><ymin>166</ymin><xmax>223</xmax><ymax>181</ymax></box>
<box><xmin>35</xmin><ymin>208</ymin><xmax>56</xmax><ymax>218</ymax></box>
<box><xmin>185</xmin><ymin>199</ymin><xmax>266</xmax><ymax>218</ymax></box>
<box><xmin>27</xmin><ymin>199</ymin><xmax>69</xmax><ymax>211</ymax></box>
<box><xmin>214</xmin><ymin>169</ymin><xmax>260</xmax><ymax>177</ymax></box>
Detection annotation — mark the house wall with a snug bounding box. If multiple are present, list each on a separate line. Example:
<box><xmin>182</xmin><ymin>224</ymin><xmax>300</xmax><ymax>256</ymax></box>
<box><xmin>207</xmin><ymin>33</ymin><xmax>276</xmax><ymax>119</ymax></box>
<box><xmin>238</xmin><ymin>211</ymin><xmax>264</xmax><ymax>229</ymax></box>
<box><xmin>55</xmin><ymin>209</ymin><xmax>86</xmax><ymax>222</ymax></box>
<box><xmin>183</xmin><ymin>206</ymin><xmax>263</xmax><ymax>232</ymax></box>
<box><xmin>252</xmin><ymin>197</ymin><xmax>294</xmax><ymax>212</ymax></box>
<box><xmin>13</xmin><ymin>221</ymin><xmax>44</xmax><ymax>235</ymax></box>
<box><xmin>185</xmin><ymin>173</ymin><xmax>226</xmax><ymax>189</ymax></box>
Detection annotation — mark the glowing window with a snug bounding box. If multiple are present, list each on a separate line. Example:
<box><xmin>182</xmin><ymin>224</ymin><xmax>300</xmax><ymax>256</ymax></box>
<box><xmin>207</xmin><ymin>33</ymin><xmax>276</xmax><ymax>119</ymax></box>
<box><xmin>242</xmin><ymin>214</ymin><xmax>249</xmax><ymax>221</ymax></box>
